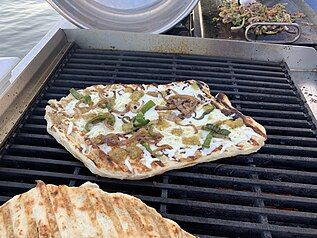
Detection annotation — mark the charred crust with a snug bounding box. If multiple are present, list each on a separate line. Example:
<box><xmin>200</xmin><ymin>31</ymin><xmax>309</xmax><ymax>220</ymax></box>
<box><xmin>215</xmin><ymin>93</ymin><xmax>267</xmax><ymax>140</ymax></box>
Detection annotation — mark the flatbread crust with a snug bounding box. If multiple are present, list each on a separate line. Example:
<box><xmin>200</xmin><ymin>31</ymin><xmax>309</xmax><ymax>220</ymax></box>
<box><xmin>45</xmin><ymin>80</ymin><xmax>267</xmax><ymax>180</ymax></box>
<box><xmin>0</xmin><ymin>181</ymin><xmax>193</xmax><ymax>237</ymax></box>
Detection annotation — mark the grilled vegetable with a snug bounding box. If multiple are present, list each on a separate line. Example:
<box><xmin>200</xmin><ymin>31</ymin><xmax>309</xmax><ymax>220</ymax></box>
<box><xmin>202</xmin><ymin>123</ymin><xmax>231</xmax><ymax>136</ymax></box>
<box><xmin>122</xmin><ymin>123</ymin><xmax>134</xmax><ymax>133</ymax></box>
<box><xmin>217</xmin><ymin>0</ymin><xmax>302</xmax><ymax>35</ymax></box>
<box><xmin>70</xmin><ymin>88</ymin><xmax>82</xmax><ymax>100</ymax></box>
<box><xmin>108</xmin><ymin>148</ymin><xmax>128</xmax><ymax>162</ymax></box>
<box><xmin>202</xmin><ymin>132</ymin><xmax>213</xmax><ymax>149</ymax></box>
<box><xmin>194</xmin><ymin>104</ymin><xmax>215</xmax><ymax>120</ymax></box>
<box><xmin>126</xmin><ymin>145</ymin><xmax>143</xmax><ymax>159</ymax></box>
<box><xmin>131</xmin><ymin>100</ymin><xmax>156</xmax><ymax>129</ymax></box>
<box><xmin>70</xmin><ymin>88</ymin><xmax>93</xmax><ymax>106</ymax></box>
<box><xmin>83</xmin><ymin>95</ymin><xmax>93</xmax><ymax>106</ymax></box>
<box><xmin>156</xmin><ymin>117</ymin><xmax>170</xmax><ymax>130</ymax></box>
<box><xmin>217</xmin><ymin>118</ymin><xmax>244</xmax><ymax>129</ymax></box>
<box><xmin>140</xmin><ymin>141</ymin><xmax>153</xmax><ymax>154</ymax></box>
<box><xmin>85</xmin><ymin>112</ymin><xmax>115</xmax><ymax>131</ymax></box>
<box><xmin>98</xmin><ymin>97</ymin><xmax>115</xmax><ymax>110</ymax></box>
<box><xmin>171</xmin><ymin>128</ymin><xmax>183</xmax><ymax>136</ymax></box>
<box><xmin>130</xmin><ymin>91</ymin><xmax>144</xmax><ymax>102</ymax></box>
<box><xmin>140</xmin><ymin>100</ymin><xmax>155</xmax><ymax>114</ymax></box>
<box><xmin>182</xmin><ymin>136</ymin><xmax>201</xmax><ymax>146</ymax></box>
<box><xmin>90</xmin><ymin>134</ymin><xmax>107</xmax><ymax>145</ymax></box>
<box><xmin>133</xmin><ymin>113</ymin><xmax>150</xmax><ymax>128</ymax></box>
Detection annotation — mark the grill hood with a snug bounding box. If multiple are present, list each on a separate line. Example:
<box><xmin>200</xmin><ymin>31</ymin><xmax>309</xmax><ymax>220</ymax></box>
<box><xmin>46</xmin><ymin>0</ymin><xmax>199</xmax><ymax>33</ymax></box>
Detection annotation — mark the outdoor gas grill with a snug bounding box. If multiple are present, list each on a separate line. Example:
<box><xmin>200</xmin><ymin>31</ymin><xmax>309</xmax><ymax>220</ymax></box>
<box><xmin>0</xmin><ymin>28</ymin><xmax>317</xmax><ymax>237</ymax></box>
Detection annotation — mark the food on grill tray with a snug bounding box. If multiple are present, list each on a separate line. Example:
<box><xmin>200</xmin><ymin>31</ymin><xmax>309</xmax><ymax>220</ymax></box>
<box><xmin>45</xmin><ymin>80</ymin><xmax>267</xmax><ymax>179</ymax></box>
<box><xmin>217</xmin><ymin>0</ymin><xmax>303</xmax><ymax>35</ymax></box>
<box><xmin>0</xmin><ymin>181</ymin><xmax>193</xmax><ymax>237</ymax></box>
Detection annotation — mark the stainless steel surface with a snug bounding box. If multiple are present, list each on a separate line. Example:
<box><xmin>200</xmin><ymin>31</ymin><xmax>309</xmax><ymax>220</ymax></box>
<box><xmin>46</xmin><ymin>0</ymin><xmax>199</xmax><ymax>33</ymax></box>
<box><xmin>1</xmin><ymin>29</ymin><xmax>316</xmax><ymax>145</ymax></box>
<box><xmin>192</xmin><ymin>1</ymin><xmax>204</xmax><ymax>38</ymax></box>
<box><xmin>0</xmin><ymin>29</ymin><xmax>71</xmax><ymax>145</ymax></box>
<box><xmin>245</xmin><ymin>22</ymin><xmax>301</xmax><ymax>44</ymax></box>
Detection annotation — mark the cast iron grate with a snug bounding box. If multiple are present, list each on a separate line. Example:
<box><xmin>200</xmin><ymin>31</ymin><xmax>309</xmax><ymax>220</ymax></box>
<box><xmin>1</xmin><ymin>44</ymin><xmax>317</xmax><ymax>238</ymax></box>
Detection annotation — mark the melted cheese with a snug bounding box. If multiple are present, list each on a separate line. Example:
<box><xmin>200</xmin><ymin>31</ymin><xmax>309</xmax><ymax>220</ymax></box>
<box><xmin>67</xmin><ymin>122</ymin><xmax>73</xmax><ymax>135</ymax></box>
<box><xmin>169</xmin><ymin>82</ymin><xmax>201</xmax><ymax>97</ymax></box>
<box><xmin>229</xmin><ymin>125</ymin><xmax>259</xmax><ymax>144</ymax></box>
<box><xmin>90</xmin><ymin>92</ymin><xmax>100</xmax><ymax>105</ymax></box>
<box><xmin>178</xmin><ymin>146</ymin><xmax>200</xmax><ymax>157</ymax></box>
<box><xmin>64</xmin><ymin>99</ymin><xmax>79</xmax><ymax>116</ymax></box>
<box><xmin>115</xmin><ymin>91</ymin><xmax>131</xmax><ymax>111</ymax></box>
<box><xmin>124</xmin><ymin>159</ymin><xmax>133</xmax><ymax>172</ymax></box>
<box><xmin>98</xmin><ymin>144</ymin><xmax>111</xmax><ymax>154</ymax></box>
<box><xmin>140</xmin><ymin>148</ymin><xmax>159</xmax><ymax>168</ymax></box>
<box><xmin>87</xmin><ymin>122</ymin><xmax>111</xmax><ymax>138</ymax></box>
<box><xmin>74</xmin><ymin>118</ymin><xmax>86</xmax><ymax>131</ymax></box>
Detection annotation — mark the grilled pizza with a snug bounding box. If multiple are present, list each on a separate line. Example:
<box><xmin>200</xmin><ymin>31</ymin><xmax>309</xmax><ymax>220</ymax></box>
<box><xmin>45</xmin><ymin>80</ymin><xmax>267</xmax><ymax>179</ymax></box>
<box><xmin>0</xmin><ymin>181</ymin><xmax>193</xmax><ymax>237</ymax></box>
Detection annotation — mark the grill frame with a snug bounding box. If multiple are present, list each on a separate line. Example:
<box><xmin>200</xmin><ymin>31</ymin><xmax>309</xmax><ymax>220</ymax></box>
<box><xmin>1</xmin><ymin>43</ymin><xmax>317</xmax><ymax>238</ymax></box>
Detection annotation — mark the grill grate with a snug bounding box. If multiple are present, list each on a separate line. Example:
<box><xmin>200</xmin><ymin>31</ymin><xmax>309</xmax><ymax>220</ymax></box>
<box><xmin>1</xmin><ymin>44</ymin><xmax>317</xmax><ymax>238</ymax></box>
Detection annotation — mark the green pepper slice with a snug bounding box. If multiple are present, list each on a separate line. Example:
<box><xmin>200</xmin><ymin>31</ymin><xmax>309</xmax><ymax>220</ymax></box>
<box><xmin>133</xmin><ymin>113</ymin><xmax>150</xmax><ymax>128</ymax></box>
<box><xmin>70</xmin><ymin>88</ymin><xmax>82</xmax><ymax>100</ymax></box>
<box><xmin>85</xmin><ymin>113</ymin><xmax>115</xmax><ymax>131</ymax></box>
<box><xmin>70</xmin><ymin>88</ymin><xmax>93</xmax><ymax>106</ymax></box>
<box><xmin>83</xmin><ymin>95</ymin><xmax>93</xmax><ymax>106</ymax></box>
<box><xmin>131</xmin><ymin>100</ymin><xmax>156</xmax><ymax>129</ymax></box>
<box><xmin>202</xmin><ymin>123</ymin><xmax>231</xmax><ymax>136</ymax></box>
<box><xmin>202</xmin><ymin>132</ymin><xmax>213</xmax><ymax>149</ymax></box>
<box><xmin>140</xmin><ymin>141</ymin><xmax>153</xmax><ymax>154</ymax></box>
<box><xmin>194</xmin><ymin>104</ymin><xmax>215</xmax><ymax>120</ymax></box>
<box><xmin>140</xmin><ymin>100</ymin><xmax>155</xmax><ymax>114</ymax></box>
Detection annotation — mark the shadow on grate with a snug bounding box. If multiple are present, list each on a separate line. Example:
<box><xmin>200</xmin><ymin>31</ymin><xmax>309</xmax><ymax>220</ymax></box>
<box><xmin>1</xmin><ymin>44</ymin><xmax>317</xmax><ymax>238</ymax></box>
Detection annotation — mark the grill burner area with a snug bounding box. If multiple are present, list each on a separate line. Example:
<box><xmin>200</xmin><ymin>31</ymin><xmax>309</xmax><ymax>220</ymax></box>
<box><xmin>1</xmin><ymin>45</ymin><xmax>317</xmax><ymax>238</ymax></box>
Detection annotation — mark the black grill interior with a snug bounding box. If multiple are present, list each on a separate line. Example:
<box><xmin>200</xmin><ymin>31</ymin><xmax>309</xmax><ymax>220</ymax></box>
<box><xmin>1</xmin><ymin>45</ymin><xmax>317</xmax><ymax>238</ymax></box>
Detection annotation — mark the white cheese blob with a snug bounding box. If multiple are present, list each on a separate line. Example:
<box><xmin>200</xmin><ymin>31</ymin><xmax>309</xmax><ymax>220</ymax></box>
<box><xmin>170</xmin><ymin>82</ymin><xmax>201</xmax><ymax>97</ymax></box>
<box><xmin>115</xmin><ymin>91</ymin><xmax>131</xmax><ymax>111</ymax></box>
<box><xmin>201</xmin><ymin>138</ymin><xmax>227</xmax><ymax>156</ymax></box>
<box><xmin>144</xmin><ymin>108</ymin><xmax>159</xmax><ymax>121</ymax></box>
<box><xmin>182</xmin><ymin>108</ymin><xmax>231</xmax><ymax>127</ymax></box>
<box><xmin>83</xmin><ymin>108</ymin><xmax>108</xmax><ymax>117</ymax></box>
<box><xmin>78</xmin><ymin>103</ymin><xmax>89</xmax><ymax>108</ymax></box>
<box><xmin>64</xmin><ymin>99</ymin><xmax>79</xmax><ymax>116</ymax></box>
<box><xmin>113</xmin><ymin>116</ymin><xmax>124</xmax><ymax>133</ymax></box>
<box><xmin>81</xmin><ymin>144</ymin><xmax>92</xmax><ymax>155</ymax></box>
<box><xmin>90</xmin><ymin>92</ymin><xmax>100</xmax><ymax>105</ymax></box>
<box><xmin>67</xmin><ymin>122</ymin><xmax>73</xmax><ymax>135</ymax></box>
<box><xmin>124</xmin><ymin>159</ymin><xmax>133</xmax><ymax>172</ymax></box>
<box><xmin>146</xmin><ymin>85</ymin><xmax>158</xmax><ymax>92</ymax></box>
<box><xmin>178</xmin><ymin>146</ymin><xmax>200</xmax><ymax>157</ymax></box>
<box><xmin>141</xmin><ymin>94</ymin><xmax>164</xmax><ymax>106</ymax></box>
<box><xmin>87</xmin><ymin>122</ymin><xmax>111</xmax><ymax>138</ymax></box>
<box><xmin>98</xmin><ymin>144</ymin><xmax>111</xmax><ymax>154</ymax></box>
<box><xmin>140</xmin><ymin>148</ymin><xmax>159</xmax><ymax>168</ymax></box>
<box><xmin>74</xmin><ymin>118</ymin><xmax>86</xmax><ymax>131</ymax></box>
<box><xmin>229</xmin><ymin>125</ymin><xmax>259</xmax><ymax>144</ymax></box>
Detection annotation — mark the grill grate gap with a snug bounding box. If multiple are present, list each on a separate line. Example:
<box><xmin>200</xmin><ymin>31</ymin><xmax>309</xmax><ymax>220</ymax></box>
<box><xmin>1</xmin><ymin>44</ymin><xmax>317</xmax><ymax>237</ymax></box>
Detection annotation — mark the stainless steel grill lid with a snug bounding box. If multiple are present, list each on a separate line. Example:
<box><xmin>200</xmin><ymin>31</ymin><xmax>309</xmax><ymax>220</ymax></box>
<box><xmin>46</xmin><ymin>0</ymin><xmax>199</xmax><ymax>33</ymax></box>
